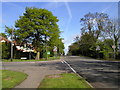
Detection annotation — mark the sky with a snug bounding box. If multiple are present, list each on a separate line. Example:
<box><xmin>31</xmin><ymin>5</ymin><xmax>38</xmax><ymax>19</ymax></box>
<box><xmin>0</xmin><ymin>1</ymin><xmax>119</xmax><ymax>54</ymax></box>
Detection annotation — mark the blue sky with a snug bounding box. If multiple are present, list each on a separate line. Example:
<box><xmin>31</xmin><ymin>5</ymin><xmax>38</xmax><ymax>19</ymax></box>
<box><xmin>1</xmin><ymin>2</ymin><xmax>118</xmax><ymax>54</ymax></box>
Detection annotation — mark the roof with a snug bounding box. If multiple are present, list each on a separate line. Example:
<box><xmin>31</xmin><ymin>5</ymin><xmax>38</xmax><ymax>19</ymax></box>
<box><xmin>0</xmin><ymin>36</ymin><xmax>11</xmax><ymax>43</ymax></box>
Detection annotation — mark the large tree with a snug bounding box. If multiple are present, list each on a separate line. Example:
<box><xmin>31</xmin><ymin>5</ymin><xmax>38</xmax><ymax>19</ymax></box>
<box><xmin>101</xmin><ymin>19</ymin><xmax>120</xmax><ymax>54</ymax></box>
<box><xmin>13</xmin><ymin>7</ymin><xmax>61</xmax><ymax>60</ymax></box>
<box><xmin>80</xmin><ymin>12</ymin><xmax>109</xmax><ymax>39</ymax></box>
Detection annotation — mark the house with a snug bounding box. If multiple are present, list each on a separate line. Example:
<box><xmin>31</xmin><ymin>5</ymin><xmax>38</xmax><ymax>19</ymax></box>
<box><xmin>0</xmin><ymin>36</ymin><xmax>34</xmax><ymax>52</ymax></box>
<box><xmin>0</xmin><ymin>36</ymin><xmax>10</xmax><ymax>43</ymax></box>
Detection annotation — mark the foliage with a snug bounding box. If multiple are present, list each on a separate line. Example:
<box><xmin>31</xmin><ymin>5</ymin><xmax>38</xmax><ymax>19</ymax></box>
<box><xmin>0</xmin><ymin>33</ymin><xmax>7</xmax><ymax>38</ymax></box>
<box><xmin>101</xmin><ymin>19</ymin><xmax>120</xmax><ymax>53</ymax></box>
<box><xmin>68</xmin><ymin>12</ymin><xmax>119</xmax><ymax>60</ymax></box>
<box><xmin>1</xmin><ymin>42</ymin><xmax>11</xmax><ymax>59</ymax></box>
<box><xmin>80</xmin><ymin>33</ymin><xmax>96</xmax><ymax>56</ymax></box>
<box><xmin>5</xmin><ymin>7</ymin><xmax>64</xmax><ymax>59</ymax></box>
<box><xmin>68</xmin><ymin>42</ymin><xmax>80</xmax><ymax>55</ymax></box>
<box><xmin>80</xmin><ymin>12</ymin><xmax>109</xmax><ymax>39</ymax></box>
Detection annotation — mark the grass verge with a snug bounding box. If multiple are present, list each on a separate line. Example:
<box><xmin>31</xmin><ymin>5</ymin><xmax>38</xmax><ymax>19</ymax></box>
<box><xmin>2</xmin><ymin>70</ymin><xmax>27</xmax><ymax>88</ymax></box>
<box><xmin>2</xmin><ymin>56</ymin><xmax>60</xmax><ymax>62</ymax></box>
<box><xmin>38</xmin><ymin>73</ymin><xmax>92</xmax><ymax>88</ymax></box>
<box><xmin>79</xmin><ymin>55</ymin><xmax>120</xmax><ymax>61</ymax></box>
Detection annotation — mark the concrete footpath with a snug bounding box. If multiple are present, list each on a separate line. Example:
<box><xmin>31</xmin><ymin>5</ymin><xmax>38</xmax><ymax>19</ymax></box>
<box><xmin>2</xmin><ymin>60</ymin><xmax>67</xmax><ymax>88</ymax></box>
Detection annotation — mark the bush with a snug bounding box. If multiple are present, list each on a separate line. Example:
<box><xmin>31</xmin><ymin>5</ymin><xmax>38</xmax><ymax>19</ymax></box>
<box><xmin>2</xmin><ymin>42</ymin><xmax>11</xmax><ymax>59</ymax></box>
<box><xmin>116</xmin><ymin>52</ymin><xmax>120</xmax><ymax>59</ymax></box>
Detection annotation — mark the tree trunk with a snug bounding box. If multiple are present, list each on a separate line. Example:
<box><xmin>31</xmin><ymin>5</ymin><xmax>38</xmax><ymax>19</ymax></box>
<box><xmin>35</xmin><ymin>51</ymin><xmax>40</xmax><ymax>60</ymax></box>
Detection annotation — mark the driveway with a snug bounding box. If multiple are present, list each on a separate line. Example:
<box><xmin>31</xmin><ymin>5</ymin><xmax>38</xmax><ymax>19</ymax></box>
<box><xmin>63</xmin><ymin>56</ymin><xmax>120</xmax><ymax>88</ymax></box>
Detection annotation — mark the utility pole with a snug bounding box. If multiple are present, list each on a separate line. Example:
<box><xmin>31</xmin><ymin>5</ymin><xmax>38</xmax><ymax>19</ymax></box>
<box><xmin>10</xmin><ymin>27</ymin><xmax>14</xmax><ymax>62</ymax></box>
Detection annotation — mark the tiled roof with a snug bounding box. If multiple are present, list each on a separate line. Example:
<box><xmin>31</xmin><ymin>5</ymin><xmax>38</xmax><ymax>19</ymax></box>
<box><xmin>0</xmin><ymin>36</ymin><xmax>11</xmax><ymax>43</ymax></box>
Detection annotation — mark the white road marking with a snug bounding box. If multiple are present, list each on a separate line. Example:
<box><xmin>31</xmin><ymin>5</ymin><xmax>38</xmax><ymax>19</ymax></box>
<box><xmin>61</xmin><ymin>60</ymin><xmax>64</xmax><ymax>64</ymax></box>
<box><xmin>60</xmin><ymin>58</ymin><xmax>94</xmax><ymax>88</ymax></box>
<box><xmin>61</xmin><ymin>60</ymin><xmax>76</xmax><ymax>73</ymax></box>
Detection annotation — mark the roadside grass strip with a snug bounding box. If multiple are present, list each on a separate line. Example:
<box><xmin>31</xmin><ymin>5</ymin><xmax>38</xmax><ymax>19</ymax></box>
<box><xmin>38</xmin><ymin>73</ymin><xmax>92</xmax><ymax>88</ymax></box>
<box><xmin>2</xmin><ymin>57</ymin><xmax>60</xmax><ymax>62</ymax></box>
<box><xmin>2</xmin><ymin>70</ymin><xmax>27</xmax><ymax>88</ymax></box>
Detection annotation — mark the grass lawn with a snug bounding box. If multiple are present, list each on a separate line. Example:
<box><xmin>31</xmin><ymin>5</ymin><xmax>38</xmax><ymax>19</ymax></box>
<box><xmin>38</xmin><ymin>73</ymin><xmax>92</xmax><ymax>88</ymax></box>
<box><xmin>2</xmin><ymin>70</ymin><xmax>27</xmax><ymax>88</ymax></box>
<box><xmin>2</xmin><ymin>56</ymin><xmax>60</xmax><ymax>62</ymax></box>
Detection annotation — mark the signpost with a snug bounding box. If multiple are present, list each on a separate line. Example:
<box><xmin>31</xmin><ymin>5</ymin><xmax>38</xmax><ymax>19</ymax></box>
<box><xmin>53</xmin><ymin>46</ymin><xmax>57</xmax><ymax>57</ymax></box>
<box><xmin>112</xmin><ymin>45</ymin><xmax>116</xmax><ymax>59</ymax></box>
<box><xmin>96</xmin><ymin>46</ymin><xmax>100</xmax><ymax>58</ymax></box>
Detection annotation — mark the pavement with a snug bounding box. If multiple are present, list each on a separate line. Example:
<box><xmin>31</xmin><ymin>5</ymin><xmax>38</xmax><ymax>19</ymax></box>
<box><xmin>2</xmin><ymin>60</ymin><xmax>70</xmax><ymax>89</ymax></box>
<box><xmin>2</xmin><ymin>56</ymin><xmax>120</xmax><ymax>89</ymax></box>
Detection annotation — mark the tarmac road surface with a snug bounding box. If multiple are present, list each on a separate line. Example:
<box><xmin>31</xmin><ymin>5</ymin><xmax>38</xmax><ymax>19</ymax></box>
<box><xmin>63</xmin><ymin>56</ymin><xmax>120</xmax><ymax>88</ymax></box>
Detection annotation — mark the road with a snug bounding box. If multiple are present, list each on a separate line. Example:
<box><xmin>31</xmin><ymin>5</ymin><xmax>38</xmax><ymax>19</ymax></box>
<box><xmin>63</xmin><ymin>56</ymin><xmax>120</xmax><ymax>88</ymax></box>
<box><xmin>2</xmin><ymin>56</ymin><xmax>120</xmax><ymax>88</ymax></box>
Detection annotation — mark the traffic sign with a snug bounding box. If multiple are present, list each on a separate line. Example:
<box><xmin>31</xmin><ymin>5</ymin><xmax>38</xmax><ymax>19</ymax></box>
<box><xmin>96</xmin><ymin>46</ymin><xmax>100</xmax><ymax>51</ymax></box>
<box><xmin>47</xmin><ymin>51</ymin><xmax>50</xmax><ymax>55</ymax></box>
<box><xmin>53</xmin><ymin>46</ymin><xmax>57</xmax><ymax>52</ymax></box>
<box><xmin>112</xmin><ymin>45</ymin><xmax>116</xmax><ymax>49</ymax></box>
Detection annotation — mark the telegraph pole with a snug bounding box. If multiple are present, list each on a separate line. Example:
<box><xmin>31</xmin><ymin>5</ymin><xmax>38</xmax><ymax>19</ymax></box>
<box><xmin>10</xmin><ymin>27</ymin><xmax>14</xmax><ymax>62</ymax></box>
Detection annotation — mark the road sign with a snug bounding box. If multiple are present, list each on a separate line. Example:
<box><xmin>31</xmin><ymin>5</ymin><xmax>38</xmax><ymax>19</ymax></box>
<box><xmin>112</xmin><ymin>45</ymin><xmax>116</xmax><ymax>49</ymax></box>
<box><xmin>47</xmin><ymin>51</ymin><xmax>50</xmax><ymax>55</ymax></box>
<box><xmin>96</xmin><ymin>46</ymin><xmax>100</xmax><ymax>51</ymax></box>
<box><xmin>53</xmin><ymin>46</ymin><xmax>57</xmax><ymax>52</ymax></box>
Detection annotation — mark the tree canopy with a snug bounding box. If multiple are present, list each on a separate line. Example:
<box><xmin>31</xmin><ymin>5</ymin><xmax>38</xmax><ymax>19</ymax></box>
<box><xmin>0</xmin><ymin>33</ymin><xmax>7</xmax><ymax>38</ymax></box>
<box><xmin>68</xmin><ymin>12</ymin><xmax>120</xmax><ymax>59</ymax></box>
<box><xmin>5</xmin><ymin>7</ymin><xmax>64</xmax><ymax>60</ymax></box>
